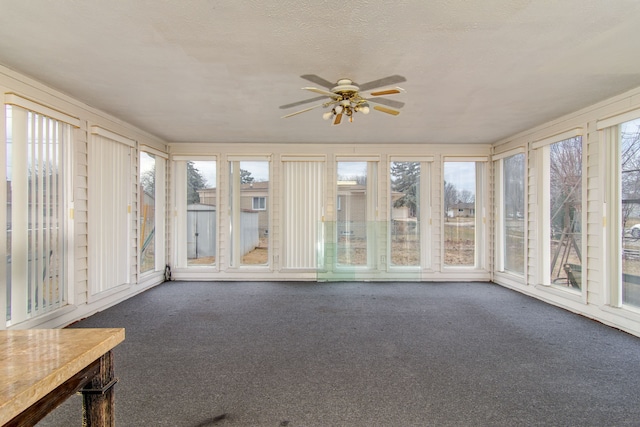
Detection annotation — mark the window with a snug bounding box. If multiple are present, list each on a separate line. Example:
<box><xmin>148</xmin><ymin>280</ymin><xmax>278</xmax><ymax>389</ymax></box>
<box><xmin>443</xmin><ymin>161</ymin><xmax>477</xmax><ymax>267</ymax></box>
<box><xmin>139</xmin><ymin>149</ymin><xmax>166</xmax><ymax>275</ymax></box>
<box><xmin>336</xmin><ymin>161</ymin><xmax>376</xmax><ymax>267</ymax></box>
<box><xmin>139</xmin><ymin>152</ymin><xmax>156</xmax><ymax>274</ymax></box>
<box><xmin>539</xmin><ymin>135</ymin><xmax>583</xmax><ymax>289</ymax></box>
<box><xmin>252</xmin><ymin>196</ymin><xmax>266</xmax><ymax>210</ymax></box>
<box><xmin>390</xmin><ymin>161</ymin><xmax>421</xmax><ymax>267</ymax></box>
<box><xmin>230</xmin><ymin>160</ymin><xmax>269</xmax><ymax>266</ymax></box>
<box><xmin>496</xmin><ymin>152</ymin><xmax>525</xmax><ymax>275</ymax></box>
<box><xmin>174</xmin><ymin>159</ymin><xmax>217</xmax><ymax>267</ymax></box>
<box><xmin>619</xmin><ymin>118</ymin><xmax>640</xmax><ymax>308</ymax></box>
<box><xmin>5</xmin><ymin>103</ymin><xmax>74</xmax><ymax>324</ymax></box>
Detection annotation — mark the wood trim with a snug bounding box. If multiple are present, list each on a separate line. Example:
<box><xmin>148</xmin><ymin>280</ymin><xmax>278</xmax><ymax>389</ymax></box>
<box><xmin>5</xmin><ymin>93</ymin><xmax>81</xmax><ymax>127</ymax></box>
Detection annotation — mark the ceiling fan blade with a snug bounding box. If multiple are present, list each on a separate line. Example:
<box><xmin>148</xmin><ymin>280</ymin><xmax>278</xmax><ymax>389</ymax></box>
<box><xmin>279</xmin><ymin>95</ymin><xmax>327</xmax><ymax>110</ymax></box>
<box><xmin>369</xmin><ymin>87</ymin><xmax>405</xmax><ymax>97</ymax></box>
<box><xmin>281</xmin><ymin>103</ymin><xmax>326</xmax><ymax>118</ymax></box>
<box><xmin>373</xmin><ymin>105</ymin><xmax>400</xmax><ymax>116</ymax></box>
<box><xmin>300</xmin><ymin>74</ymin><xmax>335</xmax><ymax>89</ymax></box>
<box><xmin>366</xmin><ymin>97</ymin><xmax>405</xmax><ymax>109</ymax></box>
<box><xmin>303</xmin><ymin>87</ymin><xmax>337</xmax><ymax>97</ymax></box>
<box><xmin>358</xmin><ymin>75</ymin><xmax>407</xmax><ymax>92</ymax></box>
<box><xmin>333</xmin><ymin>113</ymin><xmax>343</xmax><ymax>125</ymax></box>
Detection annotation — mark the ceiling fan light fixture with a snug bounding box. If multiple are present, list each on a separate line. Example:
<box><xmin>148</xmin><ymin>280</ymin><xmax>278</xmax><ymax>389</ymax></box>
<box><xmin>322</xmin><ymin>111</ymin><xmax>333</xmax><ymax>120</ymax></box>
<box><xmin>335</xmin><ymin>105</ymin><xmax>343</xmax><ymax>114</ymax></box>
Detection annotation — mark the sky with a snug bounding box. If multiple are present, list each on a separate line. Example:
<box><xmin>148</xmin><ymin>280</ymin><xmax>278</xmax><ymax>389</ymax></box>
<box><xmin>338</xmin><ymin>161</ymin><xmax>367</xmax><ymax>179</ymax></box>
<box><xmin>141</xmin><ymin>158</ymin><xmax>270</xmax><ymax>187</ymax></box>
<box><xmin>191</xmin><ymin>160</ymin><xmax>217</xmax><ymax>186</ymax></box>
<box><xmin>140</xmin><ymin>158</ymin><xmax>477</xmax><ymax>192</ymax></box>
<box><xmin>444</xmin><ymin>162</ymin><xmax>476</xmax><ymax>194</ymax></box>
<box><xmin>240</xmin><ymin>161</ymin><xmax>269</xmax><ymax>182</ymax></box>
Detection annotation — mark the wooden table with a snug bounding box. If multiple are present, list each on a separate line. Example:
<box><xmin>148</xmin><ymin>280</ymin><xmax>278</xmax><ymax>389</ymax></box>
<box><xmin>0</xmin><ymin>328</ymin><xmax>125</xmax><ymax>426</ymax></box>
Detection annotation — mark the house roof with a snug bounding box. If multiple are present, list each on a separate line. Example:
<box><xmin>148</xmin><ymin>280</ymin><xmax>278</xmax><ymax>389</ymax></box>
<box><xmin>1</xmin><ymin>1</ymin><xmax>640</xmax><ymax>145</ymax></box>
<box><xmin>242</xmin><ymin>182</ymin><xmax>269</xmax><ymax>190</ymax></box>
<box><xmin>451</xmin><ymin>202</ymin><xmax>475</xmax><ymax>209</ymax></box>
<box><xmin>198</xmin><ymin>181</ymin><xmax>269</xmax><ymax>193</ymax></box>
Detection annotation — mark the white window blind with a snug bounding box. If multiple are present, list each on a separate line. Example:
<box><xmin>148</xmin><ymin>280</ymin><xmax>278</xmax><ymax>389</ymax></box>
<box><xmin>283</xmin><ymin>160</ymin><xmax>325</xmax><ymax>268</ymax></box>
<box><xmin>88</xmin><ymin>132</ymin><xmax>132</xmax><ymax>295</ymax></box>
<box><xmin>6</xmin><ymin>105</ymin><xmax>71</xmax><ymax>324</ymax></box>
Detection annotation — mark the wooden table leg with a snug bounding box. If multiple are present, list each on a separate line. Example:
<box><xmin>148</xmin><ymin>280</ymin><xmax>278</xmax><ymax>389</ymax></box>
<box><xmin>81</xmin><ymin>350</ymin><xmax>117</xmax><ymax>427</ymax></box>
<box><xmin>4</xmin><ymin>359</ymin><xmax>100</xmax><ymax>427</ymax></box>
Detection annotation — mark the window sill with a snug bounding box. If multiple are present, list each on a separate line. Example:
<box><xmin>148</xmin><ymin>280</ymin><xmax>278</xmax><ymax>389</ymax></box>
<box><xmin>535</xmin><ymin>283</ymin><xmax>583</xmax><ymax>302</ymax></box>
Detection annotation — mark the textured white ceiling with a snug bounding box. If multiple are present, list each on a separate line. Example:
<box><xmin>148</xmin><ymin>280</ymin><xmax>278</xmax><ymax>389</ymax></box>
<box><xmin>1</xmin><ymin>0</ymin><xmax>640</xmax><ymax>144</ymax></box>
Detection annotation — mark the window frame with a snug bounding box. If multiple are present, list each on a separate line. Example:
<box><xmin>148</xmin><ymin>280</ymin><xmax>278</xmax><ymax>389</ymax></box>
<box><xmin>335</xmin><ymin>159</ymin><xmax>378</xmax><ymax>270</ymax></box>
<box><xmin>533</xmin><ymin>129</ymin><xmax>585</xmax><ymax>297</ymax></box>
<box><xmin>388</xmin><ymin>157</ymin><xmax>433</xmax><ymax>270</ymax></box>
<box><xmin>228</xmin><ymin>156</ymin><xmax>271</xmax><ymax>268</ymax></box>
<box><xmin>599</xmin><ymin>111</ymin><xmax>640</xmax><ymax>311</ymax></box>
<box><xmin>4</xmin><ymin>100</ymin><xmax>77</xmax><ymax>325</ymax></box>
<box><xmin>172</xmin><ymin>155</ymin><xmax>218</xmax><ymax>270</ymax></box>
<box><xmin>252</xmin><ymin>196</ymin><xmax>266</xmax><ymax>211</ymax></box>
<box><xmin>494</xmin><ymin>148</ymin><xmax>526</xmax><ymax>277</ymax></box>
<box><xmin>442</xmin><ymin>157</ymin><xmax>489</xmax><ymax>271</ymax></box>
<box><xmin>138</xmin><ymin>146</ymin><xmax>167</xmax><ymax>277</ymax></box>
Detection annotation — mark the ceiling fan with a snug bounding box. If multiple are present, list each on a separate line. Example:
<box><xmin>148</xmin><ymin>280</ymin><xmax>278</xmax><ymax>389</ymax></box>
<box><xmin>280</xmin><ymin>74</ymin><xmax>406</xmax><ymax>125</ymax></box>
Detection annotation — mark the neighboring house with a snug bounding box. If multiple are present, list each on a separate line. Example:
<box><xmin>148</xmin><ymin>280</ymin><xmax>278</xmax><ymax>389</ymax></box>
<box><xmin>336</xmin><ymin>182</ymin><xmax>367</xmax><ymax>239</ymax></box>
<box><xmin>336</xmin><ymin>183</ymin><xmax>410</xmax><ymax>238</ymax></box>
<box><xmin>448</xmin><ymin>202</ymin><xmax>475</xmax><ymax>218</ymax></box>
<box><xmin>199</xmin><ymin>182</ymin><xmax>410</xmax><ymax>241</ymax></box>
<box><xmin>198</xmin><ymin>181</ymin><xmax>269</xmax><ymax>237</ymax></box>
<box><xmin>390</xmin><ymin>191</ymin><xmax>412</xmax><ymax>220</ymax></box>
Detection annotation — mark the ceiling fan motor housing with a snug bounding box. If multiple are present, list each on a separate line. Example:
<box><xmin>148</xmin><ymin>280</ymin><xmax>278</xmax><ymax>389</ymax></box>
<box><xmin>332</xmin><ymin>79</ymin><xmax>359</xmax><ymax>98</ymax></box>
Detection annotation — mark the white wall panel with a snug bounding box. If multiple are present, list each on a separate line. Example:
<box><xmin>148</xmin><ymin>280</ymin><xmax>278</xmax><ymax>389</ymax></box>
<box><xmin>585</xmin><ymin>123</ymin><xmax>603</xmax><ymax>306</ymax></box>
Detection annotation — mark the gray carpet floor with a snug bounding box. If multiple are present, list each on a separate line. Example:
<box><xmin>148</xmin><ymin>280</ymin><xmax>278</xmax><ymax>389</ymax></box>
<box><xmin>36</xmin><ymin>281</ymin><xmax>640</xmax><ymax>427</ymax></box>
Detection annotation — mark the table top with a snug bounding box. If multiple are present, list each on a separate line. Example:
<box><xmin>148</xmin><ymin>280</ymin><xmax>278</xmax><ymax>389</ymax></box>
<box><xmin>0</xmin><ymin>328</ymin><xmax>125</xmax><ymax>425</ymax></box>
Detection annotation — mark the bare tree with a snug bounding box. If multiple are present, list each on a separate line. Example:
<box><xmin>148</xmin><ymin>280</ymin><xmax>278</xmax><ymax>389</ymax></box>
<box><xmin>621</xmin><ymin>127</ymin><xmax>640</xmax><ymax>233</ymax></box>
<box><xmin>504</xmin><ymin>153</ymin><xmax>525</xmax><ymax>218</ymax></box>
<box><xmin>444</xmin><ymin>181</ymin><xmax>457</xmax><ymax>222</ymax></box>
<box><xmin>549</xmin><ymin>137</ymin><xmax>582</xmax><ymax>234</ymax></box>
<box><xmin>548</xmin><ymin>137</ymin><xmax>583</xmax><ymax>283</ymax></box>
<box><xmin>458</xmin><ymin>189</ymin><xmax>475</xmax><ymax>204</ymax></box>
<box><xmin>140</xmin><ymin>168</ymin><xmax>155</xmax><ymax>196</ymax></box>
